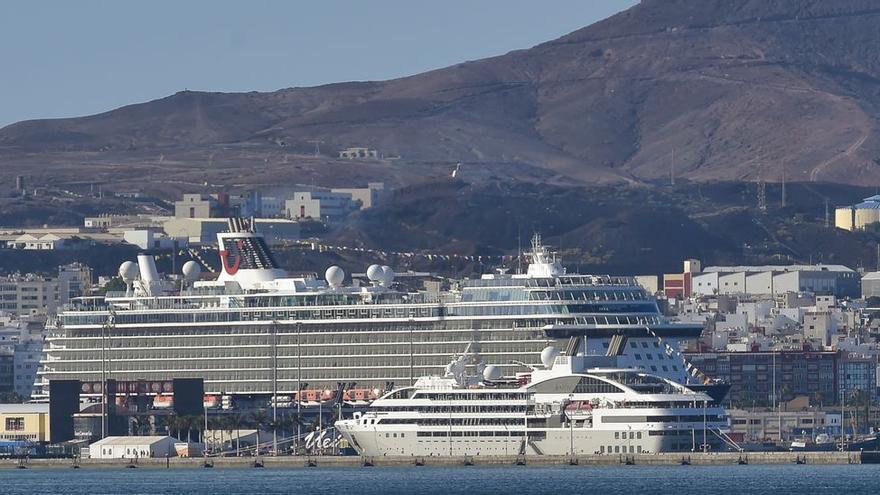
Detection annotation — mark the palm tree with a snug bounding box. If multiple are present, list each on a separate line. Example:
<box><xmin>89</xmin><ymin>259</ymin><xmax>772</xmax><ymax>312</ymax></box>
<box><xmin>278</xmin><ymin>413</ymin><xmax>305</xmax><ymax>454</ymax></box>
<box><xmin>165</xmin><ymin>415</ymin><xmax>182</xmax><ymax>440</ymax></box>
<box><xmin>228</xmin><ymin>413</ymin><xmax>245</xmax><ymax>456</ymax></box>
<box><xmin>179</xmin><ymin>415</ymin><xmax>193</xmax><ymax>443</ymax></box>
<box><xmin>207</xmin><ymin>416</ymin><xmax>224</xmax><ymax>452</ymax></box>
<box><xmin>222</xmin><ymin>415</ymin><xmax>235</xmax><ymax>453</ymax></box>
<box><xmin>136</xmin><ymin>415</ymin><xmax>152</xmax><ymax>436</ymax></box>
<box><xmin>250</xmin><ymin>410</ymin><xmax>270</xmax><ymax>454</ymax></box>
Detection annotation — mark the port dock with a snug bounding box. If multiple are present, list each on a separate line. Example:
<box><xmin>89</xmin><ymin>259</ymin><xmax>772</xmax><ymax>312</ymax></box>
<box><xmin>0</xmin><ymin>452</ymin><xmax>867</xmax><ymax>469</ymax></box>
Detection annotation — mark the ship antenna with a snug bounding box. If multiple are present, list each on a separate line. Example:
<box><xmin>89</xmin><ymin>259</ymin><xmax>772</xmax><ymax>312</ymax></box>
<box><xmin>517</xmin><ymin>227</ymin><xmax>522</xmax><ymax>275</ymax></box>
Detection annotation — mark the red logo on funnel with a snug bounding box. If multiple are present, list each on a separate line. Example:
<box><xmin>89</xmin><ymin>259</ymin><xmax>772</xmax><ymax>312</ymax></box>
<box><xmin>219</xmin><ymin>240</ymin><xmax>243</xmax><ymax>275</ymax></box>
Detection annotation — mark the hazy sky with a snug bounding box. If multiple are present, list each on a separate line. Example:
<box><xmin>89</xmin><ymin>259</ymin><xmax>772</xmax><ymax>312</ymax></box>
<box><xmin>0</xmin><ymin>1</ymin><xmax>636</xmax><ymax>128</ymax></box>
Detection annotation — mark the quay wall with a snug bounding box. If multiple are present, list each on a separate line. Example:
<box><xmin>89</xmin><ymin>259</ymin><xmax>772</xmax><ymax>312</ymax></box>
<box><xmin>0</xmin><ymin>452</ymin><xmax>862</xmax><ymax>469</ymax></box>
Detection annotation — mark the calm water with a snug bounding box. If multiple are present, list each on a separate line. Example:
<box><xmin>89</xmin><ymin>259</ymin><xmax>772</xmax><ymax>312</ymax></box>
<box><xmin>1</xmin><ymin>465</ymin><xmax>879</xmax><ymax>495</ymax></box>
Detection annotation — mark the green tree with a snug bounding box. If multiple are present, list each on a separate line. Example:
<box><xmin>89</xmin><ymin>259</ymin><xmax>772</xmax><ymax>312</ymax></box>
<box><xmin>250</xmin><ymin>410</ymin><xmax>270</xmax><ymax>454</ymax></box>
<box><xmin>227</xmin><ymin>413</ymin><xmax>245</xmax><ymax>456</ymax></box>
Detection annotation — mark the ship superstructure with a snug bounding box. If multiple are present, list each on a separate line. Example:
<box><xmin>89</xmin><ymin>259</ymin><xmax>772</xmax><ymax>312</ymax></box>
<box><xmin>336</xmin><ymin>343</ymin><xmax>733</xmax><ymax>456</ymax></box>
<box><xmin>36</xmin><ymin>223</ymin><xmax>706</xmax><ymax>406</ymax></box>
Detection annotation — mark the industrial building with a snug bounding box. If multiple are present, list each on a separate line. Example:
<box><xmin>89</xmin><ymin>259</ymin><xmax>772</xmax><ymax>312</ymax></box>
<box><xmin>0</xmin><ymin>403</ymin><xmax>50</xmax><ymax>443</ymax></box>
<box><xmin>692</xmin><ymin>264</ymin><xmax>859</xmax><ymax>298</ymax></box>
<box><xmin>662</xmin><ymin>259</ymin><xmax>701</xmax><ymax>299</ymax></box>
<box><xmin>836</xmin><ymin>195</ymin><xmax>880</xmax><ymax>231</ymax></box>
<box><xmin>163</xmin><ymin>217</ymin><xmax>300</xmax><ymax>245</ymax></box>
<box><xmin>862</xmin><ymin>272</ymin><xmax>880</xmax><ymax>299</ymax></box>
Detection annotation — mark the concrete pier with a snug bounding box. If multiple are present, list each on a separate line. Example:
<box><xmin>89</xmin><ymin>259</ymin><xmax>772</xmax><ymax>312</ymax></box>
<box><xmin>0</xmin><ymin>451</ymin><xmax>863</xmax><ymax>469</ymax></box>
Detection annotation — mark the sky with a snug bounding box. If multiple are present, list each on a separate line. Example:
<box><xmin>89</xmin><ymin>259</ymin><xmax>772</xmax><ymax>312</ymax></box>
<box><xmin>0</xmin><ymin>0</ymin><xmax>637</xmax><ymax>128</ymax></box>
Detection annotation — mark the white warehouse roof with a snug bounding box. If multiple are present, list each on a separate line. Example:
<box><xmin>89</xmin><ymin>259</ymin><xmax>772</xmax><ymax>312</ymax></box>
<box><xmin>703</xmin><ymin>264</ymin><xmax>855</xmax><ymax>273</ymax></box>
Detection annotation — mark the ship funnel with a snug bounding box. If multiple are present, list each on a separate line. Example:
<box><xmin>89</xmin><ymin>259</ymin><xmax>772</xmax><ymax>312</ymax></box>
<box><xmin>137</xmin><ymin>254</ymin><xmax>161</xmax><ymax>295</ymax></box>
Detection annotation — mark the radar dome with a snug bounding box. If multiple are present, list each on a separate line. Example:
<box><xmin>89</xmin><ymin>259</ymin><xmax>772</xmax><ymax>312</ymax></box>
<box><xmin>325</xmin><ymin>266</ymin><xmax>345</xmax><ymax>288</ymax></box>
<box><xmin>540</xmin><ymin>346</ymin><xmax>560</xmax><ymax>368</ymax></box>
<box><xmin>366</xmin><ymin>264</ymin><xmax>384</xmax><ymax>283</ymax></box>
<box><xmin>380</xmin><ymin>265</ymin><xmax>394</xmax><ymax>286</ymax></box>
<box><xmin>182</xmin><ymin>261</ymin><xmax>201</xmax><ymax>282</ymax></box>
<box><xmin>482</xmin><ymin>365</ymin><xmax>502</xmax><ymax>381</ymax></box>
<box><xmin>119</xmin><ymin>261</ymin><xmax>139</xmax><ymax>282</ymax></box>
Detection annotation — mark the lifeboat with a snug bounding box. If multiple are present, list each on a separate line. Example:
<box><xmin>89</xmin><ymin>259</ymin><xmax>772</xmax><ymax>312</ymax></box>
<box><xmin>320</xmin><ymin>390</ymin><xmax>336</xmax><ymax>401</ymax></box>
<box><xmin>203</xmin><ymin>394</ymin><xmax>221</xmax><ymax>409</ymax></box>
<box><xmin>152</xmin><ymin>394</ymin><xmax>174</xmax><ymax>409</ymax></box>
<box><xmin>343</xmin><ymin>388</ymin><xmax>385</xmax><ymax>404</ymax></box>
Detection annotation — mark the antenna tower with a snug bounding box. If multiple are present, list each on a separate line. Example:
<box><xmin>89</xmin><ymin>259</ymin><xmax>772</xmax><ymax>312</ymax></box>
<box><xmin>757</xmin><ymin>180</ymin><xmax>767</xmax><ymax>212</ymax></box>
<box><xmin>307</xmin><ymin>139</ymin><xmax>324</xmax><ymax>157</ymax></box>
<box><xmin>824</xmin><ymin>198</ymin><xmax>830</xmax><ymax>228</ymax></box>
<box><xmin>781</xmin><ymin>159</ymin><xmax>787</xmax><ymax>208</ymax></box>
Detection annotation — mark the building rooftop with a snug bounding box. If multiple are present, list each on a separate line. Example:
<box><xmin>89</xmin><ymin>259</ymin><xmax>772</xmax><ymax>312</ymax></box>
<box><xmin>703</xmin><ymin>264</ymin><xmax>855</xmax><ymax>273</ymax></box>
<box><xmin>90</xmin><ymin>436</ymin><xmax>174</xmax><ymax>447</ymax></box>
<box><xmin>0</xmin><ymin>403</ymin><xmax>49</xmax><ymax>414</ymax></box>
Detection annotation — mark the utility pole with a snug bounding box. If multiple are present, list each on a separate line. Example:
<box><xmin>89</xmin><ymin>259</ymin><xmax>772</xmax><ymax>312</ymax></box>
<box><xmin>409</xmin><ymin>312</ymin><xmax>415</xmax><ymax>385</ymax></box>
<box><xmin>757</xmin><ymin>180</ymin><xmax>767</xmax><ymax>212</ymax></box>
<box><xmin>825</xmin><ymin>199</ymin><xmax>831</xmax><ymax>228</ymax></box>
<box><xmin>307</xmin><ymin>139</ymin><xmax>324</xmax><ymax>157</ymax></box>
<box><xmin>272</xmin><ymin>321</ymin><xmax>278</xmax><ymax>456</ymax></box>
<box><xmin>296</xmin><ymin>322</ymin><xmax>302</xmax><ymax>454</ymax></box>
<box><xmin>781</xmin><ymin>160</ymin><xmax>787</xmax><ymax>208</ymax></box>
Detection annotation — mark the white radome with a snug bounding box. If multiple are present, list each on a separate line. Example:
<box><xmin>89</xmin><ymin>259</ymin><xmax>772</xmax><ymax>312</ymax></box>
<box><xmin>182</xmin><ymin>261</ymin><xmax>202</xmax><ymax>282</ymax></box>
<box><xmin>380</xmin><ymin>265</ymin><xmax>394</xmax><ymax>286</ymax></box>
<box><xmin>366</xmin><ymin>264</ymin><xmax>384</xmax><ymax>282</ymax></box>
<box><xmin>482</xmin><ymin>365</ymin><xmax>502</xmax><ymax>381</ymax></box>
<box><xmin>119</xmin><ymin>261</ymin><xmax>139</xmax><ymax>281</ymax></box>
<box><xmin>540</xmin><ymin>346</ymin><xmax>560</xmax><ymax>368</ymax></box>
<box><xmin>325</xmin><ymin>266</ymin><xmax>345</xmax><ymax>287</ymax></box>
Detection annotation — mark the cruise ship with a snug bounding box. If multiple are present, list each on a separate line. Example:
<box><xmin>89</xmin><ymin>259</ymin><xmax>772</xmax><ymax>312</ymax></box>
<box><xmin>336</xmin><ymin>343</ymin><xmax>732</xmax><ymax>456</ymax></box>
<box><xmin>36</xmin><ymin>219</ymin><xmax>708</xmax><ymax>407</ymax></box>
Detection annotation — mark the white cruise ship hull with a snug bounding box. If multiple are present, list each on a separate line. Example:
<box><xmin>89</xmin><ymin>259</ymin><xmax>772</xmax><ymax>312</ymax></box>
<box><xmin>336</xmin><ymin>422</ymin><xmax>723</xmax><ymax>457</ymax></box>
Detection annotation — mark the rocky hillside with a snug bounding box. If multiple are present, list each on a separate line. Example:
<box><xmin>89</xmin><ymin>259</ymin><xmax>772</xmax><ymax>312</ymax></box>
<box><xmin>2</xmin><ymin>0</ymin><xmax>880</xmax><ymax>190</ymax></box>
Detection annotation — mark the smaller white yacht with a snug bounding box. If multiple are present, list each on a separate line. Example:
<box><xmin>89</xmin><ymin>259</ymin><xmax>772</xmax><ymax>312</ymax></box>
<box><xmin>336</xmin><ymin>340</ymin><xmax>734</xmax><ymax>457</ymax></box>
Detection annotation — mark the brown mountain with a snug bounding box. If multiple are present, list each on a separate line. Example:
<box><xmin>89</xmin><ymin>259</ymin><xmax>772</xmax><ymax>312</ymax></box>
<box><xmin>2</xmin><ymin>0</ymin><xmax>880</xmax><ymax>189</ymax></box>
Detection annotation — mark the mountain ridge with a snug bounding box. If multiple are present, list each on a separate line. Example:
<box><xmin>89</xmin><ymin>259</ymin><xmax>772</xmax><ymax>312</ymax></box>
<box><xmin>2</xmin><ymin>0</ymin><xmax>880</xmax><ymax>189</ymax></box>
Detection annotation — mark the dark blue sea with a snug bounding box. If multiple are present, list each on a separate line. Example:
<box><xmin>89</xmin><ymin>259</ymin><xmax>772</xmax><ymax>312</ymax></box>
<box><xmin>1</xmin><ymin>465</ymin><xmax>878</xmax><ymax>494</ymax></box>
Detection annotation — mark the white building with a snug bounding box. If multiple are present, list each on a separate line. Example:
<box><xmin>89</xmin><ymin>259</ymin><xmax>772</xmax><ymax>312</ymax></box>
<box><xmin>163</xmin><ymin>218</ymin><xmax>300</xmax><ymax>245</ymax></box>
<box><xmin>88</xmin><ymin>436</ymin><xmax>178</xmax><ymax>459</ymax></box>
<box><xmin>123</xmin><ymin>229</ymin><xmax>186</xmax><ymax>250</ymax></box>
<box><xmin>702</xmin><ymin>264</ymin><xmax>860</xmax><ymax>298</ymax></box>
<box><xmin>331</xmin><ymin>182</ymin><xmax>385</xmax><ymax>209</ymax></box>
<box><xmin>285</xmin><ymin>191</ymin><xmax>358</xmax><ymax>222</ymax></box>
<box><xmin>174</xmin><ymin>194</ymin><xmax>213</xmax><ymax>219</ymax></box>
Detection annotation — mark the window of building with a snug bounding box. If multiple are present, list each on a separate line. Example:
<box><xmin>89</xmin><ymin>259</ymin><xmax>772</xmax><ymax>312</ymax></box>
<box><xmin>5</xmin><ymin>417</ymin><xmax>24</xmax><ymax>431</ymax></box>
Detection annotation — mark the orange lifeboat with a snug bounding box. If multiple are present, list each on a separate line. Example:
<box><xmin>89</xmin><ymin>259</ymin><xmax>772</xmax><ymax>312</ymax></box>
<box><xmin>153</xmin><ymin>394</ymin><xmax>174</xmax><ymax>409</ymax></box>
<box><xmin>203</xmin><ymin>394</ymin><xmax>220</xmax><ymax>409</ymax></box>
